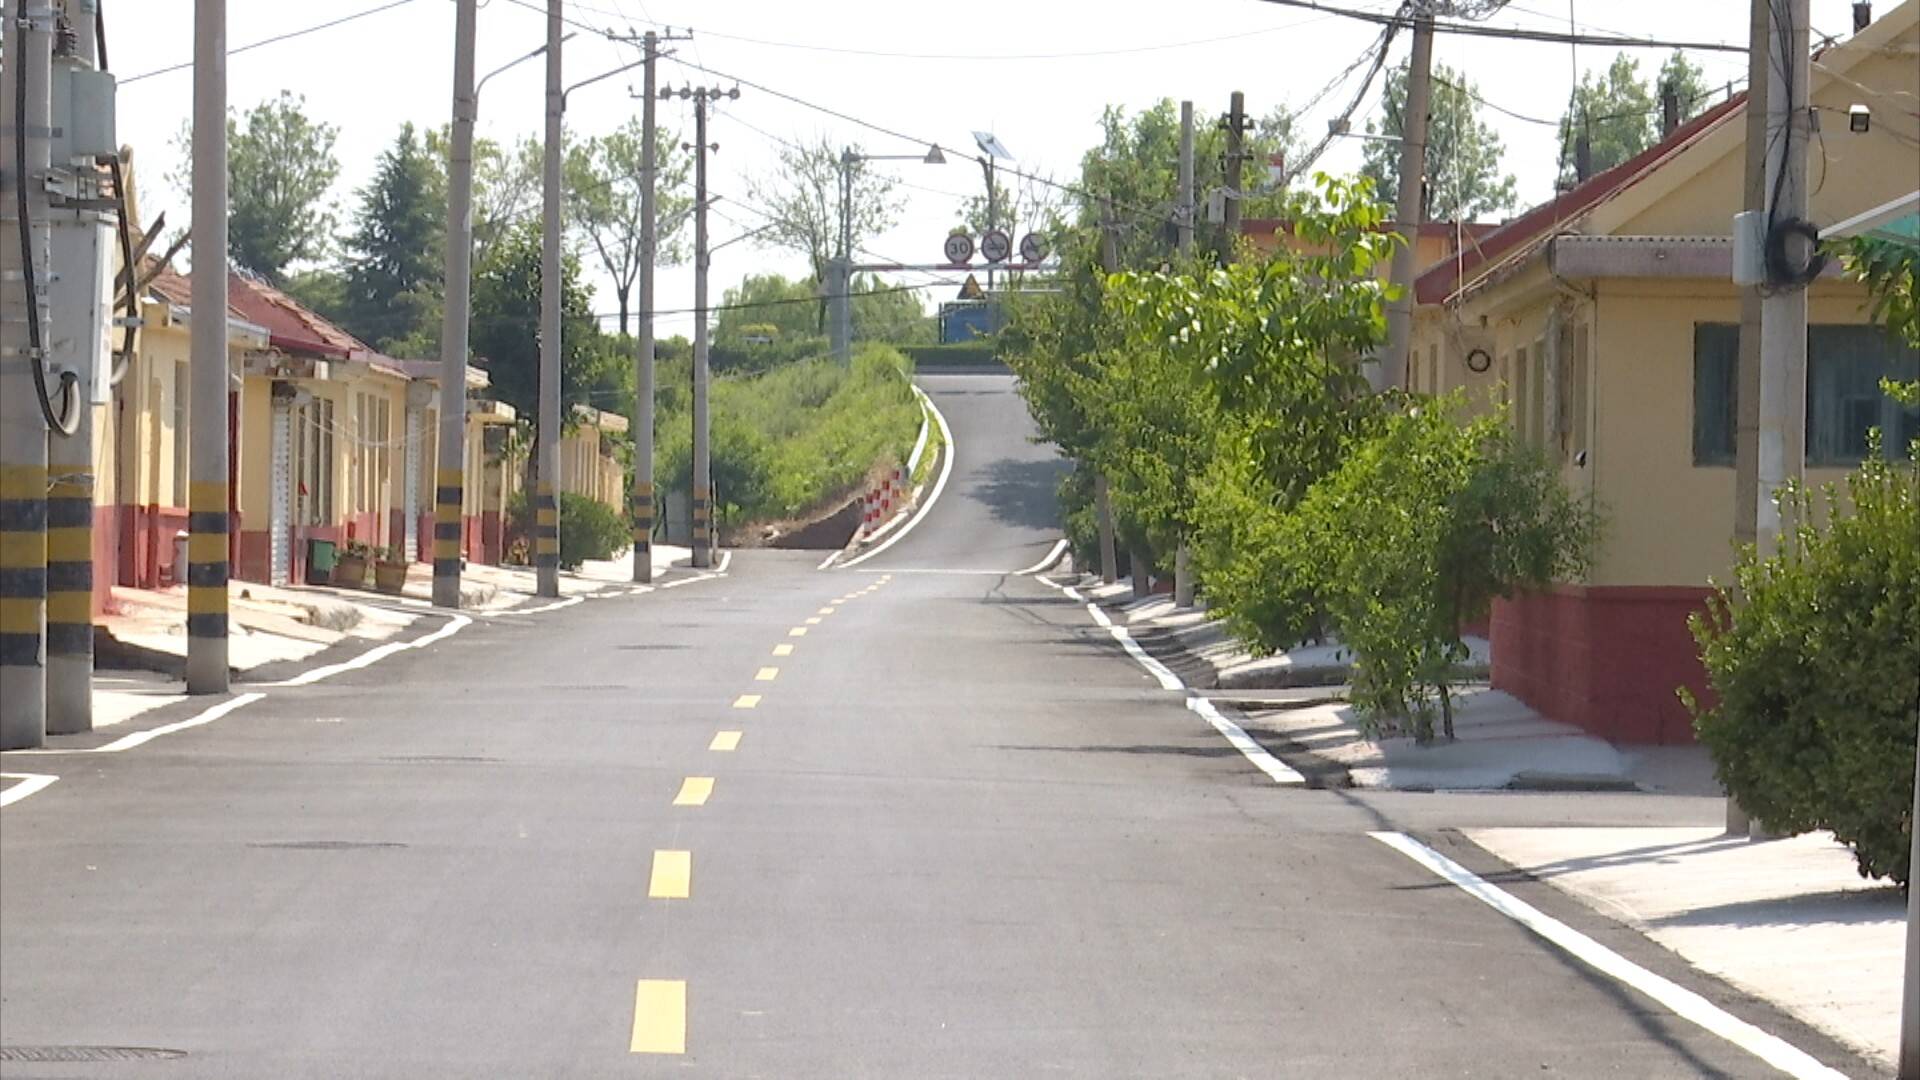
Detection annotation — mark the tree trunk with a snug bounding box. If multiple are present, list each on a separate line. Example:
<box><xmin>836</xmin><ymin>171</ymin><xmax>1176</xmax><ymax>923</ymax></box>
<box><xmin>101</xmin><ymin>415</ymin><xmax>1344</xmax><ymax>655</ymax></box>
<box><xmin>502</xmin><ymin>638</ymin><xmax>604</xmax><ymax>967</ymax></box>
<box><xmin>1439</xmin><ymin>682</ymin><xmax>1456</xmax><ymax>742</ymax></box>
<box><xmin>616</xmin><ymin>286</ymin><xmax>630</xmax><ymax>338</ymax></box>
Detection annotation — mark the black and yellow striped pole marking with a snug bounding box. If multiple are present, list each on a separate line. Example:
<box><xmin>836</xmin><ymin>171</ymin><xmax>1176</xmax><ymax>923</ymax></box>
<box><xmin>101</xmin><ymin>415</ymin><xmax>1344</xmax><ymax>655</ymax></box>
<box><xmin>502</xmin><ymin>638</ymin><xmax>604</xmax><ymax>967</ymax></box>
<box><xmin>690</xmin><ymin>485</ymin><xmax>711</xmax><ymax>569</ymax></box>
<box><xmin>432</xmin><ymin>467</ymin><xmax>463</xmax><ymax>607</ymax></box>
<box><xmin>632</xmin><ymin>481</ymin><xmax>654</xmax><ymax>584</ymax></box>
<box><xmin>534</xmin><ymin>483</ymin><xmax>559</xmax><ymax>585</ymax></box>
<box><xmin>185</xmin><ymin>481</ymin><xmax>229</xmax><ymax>694</ymax></box>
<box><xmin>0</xmin><ymin>463</ymin><xmax>48</xmax><ymax>749</ymax></box>
<box><xmin>45</xmin><ymin>465</ymin><xmax>93</xmax><ymax>734</ymax></box>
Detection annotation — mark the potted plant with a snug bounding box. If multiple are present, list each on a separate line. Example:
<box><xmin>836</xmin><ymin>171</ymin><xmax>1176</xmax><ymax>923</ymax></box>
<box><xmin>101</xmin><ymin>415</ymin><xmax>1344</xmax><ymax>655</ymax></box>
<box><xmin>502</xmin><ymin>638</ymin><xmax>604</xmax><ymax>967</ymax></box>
<box><xmin>372</xmin><ymin>545</ymin><xmax>409</xmax><ymax>595</ymax></box>
<box><xmin>332</xmin><ymin>540</ymin><xmax>371</xmax><ymax>588</ymax></box>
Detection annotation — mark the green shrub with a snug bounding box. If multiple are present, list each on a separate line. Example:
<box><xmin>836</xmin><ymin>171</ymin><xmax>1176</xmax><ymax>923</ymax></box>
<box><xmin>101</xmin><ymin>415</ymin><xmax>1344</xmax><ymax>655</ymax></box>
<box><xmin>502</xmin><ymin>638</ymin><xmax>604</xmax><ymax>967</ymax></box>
<box><xmin>1683</xmin><ymin>433</ymin><xmax>1919</xmax><ymax>885</ymax></box>
<box><xmin>653</xmin><ymin>345</ymin><xmax>921</xmax><ymax>529</ymax></box>
<box><xmin>557</xmin><ymin>492</ymin><xmax>630</xmax><ymax>570</ymax></box>
<box><xmin>905</xmin><ymin>342</ymin><xmax>999</xmax><ymax>368</ymax></box>
<box><xmin>1299</xmin><ymin>397</ymin><xmax>1599</xmax><ymax>742</ymax></box>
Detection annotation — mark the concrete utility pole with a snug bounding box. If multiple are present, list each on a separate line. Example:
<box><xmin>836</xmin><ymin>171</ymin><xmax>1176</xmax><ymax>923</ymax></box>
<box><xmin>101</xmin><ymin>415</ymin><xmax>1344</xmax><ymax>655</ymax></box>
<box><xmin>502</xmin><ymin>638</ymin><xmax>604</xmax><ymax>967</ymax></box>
<box><xmin>533</xmin><ymin>0</ymin><xmax>562</xmax><ymax>598</ymax></box>
<box><xmin>0</xmin><ymin>0</ymin><xmax>55</xmax><ymax>748</ymax></box>
<box><xmin>1756</xmin><ymin>0</ymin><xmax>1810</xmax><ymax>558</ymax></box>
<box><xmin>1173</xmin><ymin>101</ymin><xmax>1197</xmax><ymax>609</ymax></box>
<box><xmin>186</xmin><ymin>0</ymin><xmax>230</xmax><ymax>694</ymax></box>
<box><xmin>434</xmin><ymin>0</ymin><xmax>477</xmax><ymax>609</ymax></box>
<box><xmin>46</xmin><ymin>0</ymin><xmax>115</xmax><ymax>734</ymax></box>
<box><xmin>1380</xmin><ymin>11</ymin><xmax>1435</xmax><ymax>393</ymax></box>
<box><xmin>1218</xmin><ymin>90</ymin><xmax>1247</xmax><ymax>264</ymax></box>
<box><xmin>629</xmin><ymin>29</ymin><xmax>675</xmax><ymax>584</ymax></box>
<box><xmin>1094</xmin><ymin>197</ymin><xmax>1121</xmax><ymax>587</ymax></box>
<box><xmin>683</xmin><ymin>87</ymin><xmax>736</xmax><ymax>569</ymax></box>
<box><xmin>1726</xmin><ymin>0</ymin><xmax>1772</xmax><ymax>838</ymax></box>
<box><xmin>831</xmin><ymin>148</ymin><xmax>853</xmax><ymax>367</ymax></box>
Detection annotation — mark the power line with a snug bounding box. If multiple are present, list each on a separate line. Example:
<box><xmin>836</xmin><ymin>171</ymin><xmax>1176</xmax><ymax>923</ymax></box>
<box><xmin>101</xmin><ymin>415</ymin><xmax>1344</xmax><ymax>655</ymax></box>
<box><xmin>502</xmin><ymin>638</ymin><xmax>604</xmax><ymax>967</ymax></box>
<box><xmin>121</xmin><ymin>0</ymin><xmax>424</xmax><ymax>84</ymax></box>
<box><xmin>1247</xmin><ymin>0</ymin><xmax>1747</xmax><ymax>53</ymax></box>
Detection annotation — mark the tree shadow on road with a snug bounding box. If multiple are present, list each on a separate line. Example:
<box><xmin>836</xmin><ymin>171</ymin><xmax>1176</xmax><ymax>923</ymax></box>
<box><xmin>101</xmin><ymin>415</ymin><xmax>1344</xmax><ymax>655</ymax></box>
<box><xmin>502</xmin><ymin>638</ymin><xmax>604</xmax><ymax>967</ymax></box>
<box><xmin>970</xmin><ymin>457</ymin><xmax>1069</xmax><ymax>530</ymax></box>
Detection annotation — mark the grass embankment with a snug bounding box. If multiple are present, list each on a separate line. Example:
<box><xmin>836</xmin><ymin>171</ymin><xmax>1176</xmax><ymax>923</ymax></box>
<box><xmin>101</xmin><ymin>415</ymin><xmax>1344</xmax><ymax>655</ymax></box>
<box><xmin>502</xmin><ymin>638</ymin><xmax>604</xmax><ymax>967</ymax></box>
<box><xmin>656</xmin><ymin>344</ymin><xmax>921</xmax><ymax>531</ymax></box>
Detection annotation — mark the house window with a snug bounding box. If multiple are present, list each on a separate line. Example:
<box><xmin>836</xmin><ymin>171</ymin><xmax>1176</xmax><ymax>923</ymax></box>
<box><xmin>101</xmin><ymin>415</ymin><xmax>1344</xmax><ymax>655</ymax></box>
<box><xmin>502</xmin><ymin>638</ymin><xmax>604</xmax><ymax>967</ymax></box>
<box><xmin>1808</xmin><ymin>325</ymin><xmax>1919</xmax><ymax>464</ymax></box>
<box><xmin>171</xmin><ymin>362</ymin><xmax>189</xmax><ymax>505</ymax></box>
<box><xmin>1693</xmin><ymin>323</ymin><xmax>1919</xmax><ymax>467</ymax></box>
<box><xmin>1692</xmin><ymin>324</ymin><xmax>1739</xmax><ymax>466</ymax></box>
<box><xmin>292</xmin><ymin>397</ymin><xmax>336</xmax><ymax>525</ymax></box>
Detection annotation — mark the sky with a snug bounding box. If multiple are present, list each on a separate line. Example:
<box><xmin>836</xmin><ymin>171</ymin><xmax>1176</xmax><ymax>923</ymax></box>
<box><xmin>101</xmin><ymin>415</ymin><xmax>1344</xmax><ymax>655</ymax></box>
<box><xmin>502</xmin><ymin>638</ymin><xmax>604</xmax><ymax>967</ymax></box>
<box><xmin>107</xmin><ymin>0</ymin><xmax>1877</xmax><ymax>343</ymax></box>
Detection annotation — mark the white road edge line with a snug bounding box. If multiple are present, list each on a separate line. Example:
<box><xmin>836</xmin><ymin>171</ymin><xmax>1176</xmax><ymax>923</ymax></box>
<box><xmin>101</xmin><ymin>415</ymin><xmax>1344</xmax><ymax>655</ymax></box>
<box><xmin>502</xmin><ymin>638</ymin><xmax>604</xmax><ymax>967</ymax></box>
<box><xmin>1038</xmin><ymin>575</ymin><xmax>1304</xmax><ymax>786</ymax></box>
<box><xmin>839</xmin><ymin>386</ymin><xmax>955</xmax><ymax>569</ymax></box>
<box><xmin>716</xmin><ymin>550</ymin><xmax>733</xmax><ymax>574</ymax></box>
<box><xmin>1369</xmin><ymin>831</ymin><xmax>1849</xmax><ymax>1080</ymax></box>
<box><xmin>271</xmin><ymin>613</ymin><xmax>473</xmax><ymax>686</ymax></box>
<box><xmin>0</xmin><ymin>772</ymin><xmax>60</xmax><ymax>807</ymax></box>
<box><xmin>1016</xmin><ymin>538</ymin><xmax>1070</xmax><ymax>576</ymax></box>
<box><xmin>816</xmin><ymin>550</ymin><xmax>842</xmax><ymax>571</ymax></box>
<box><xmin>487</xmin><ymin>595</ymin><xmax>586</xmax><ymax>617</ymax></box>
<box><xmin>10</xmin><ymin>692</ymin><xmax>270</xmax><ymax>757</ymax></box>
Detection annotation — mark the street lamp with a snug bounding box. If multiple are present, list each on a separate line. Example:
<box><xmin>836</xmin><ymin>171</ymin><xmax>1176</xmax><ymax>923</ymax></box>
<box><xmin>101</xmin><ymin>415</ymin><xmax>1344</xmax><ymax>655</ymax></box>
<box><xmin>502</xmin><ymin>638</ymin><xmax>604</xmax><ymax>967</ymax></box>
<box><xmin>830</xmin><ymin>143</ymin><xmax>946</xmax><ymax>364</ymax></box>
<box><xmin>476</xmin><ymin>32</ymin><xmax>574</xmax><ymax>104</ymax></box>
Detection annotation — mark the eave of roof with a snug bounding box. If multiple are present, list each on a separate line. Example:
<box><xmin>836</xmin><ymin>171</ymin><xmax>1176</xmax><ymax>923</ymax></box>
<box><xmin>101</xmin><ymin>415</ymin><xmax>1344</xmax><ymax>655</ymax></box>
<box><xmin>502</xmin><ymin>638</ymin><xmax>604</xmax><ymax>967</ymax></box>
<box><xmin>1414</xmin><ymin>93</ymin><xmax>1747</xmax><ymax>306</ymax></box>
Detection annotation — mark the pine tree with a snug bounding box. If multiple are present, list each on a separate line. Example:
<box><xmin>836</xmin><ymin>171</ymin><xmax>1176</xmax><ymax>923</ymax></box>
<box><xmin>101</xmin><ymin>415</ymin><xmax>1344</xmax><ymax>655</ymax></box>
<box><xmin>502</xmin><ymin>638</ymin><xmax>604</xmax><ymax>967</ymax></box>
<box><xmin>341</xmin><ymin>124</ymin><xmax>446</xmax><ymax>354</ymax></box>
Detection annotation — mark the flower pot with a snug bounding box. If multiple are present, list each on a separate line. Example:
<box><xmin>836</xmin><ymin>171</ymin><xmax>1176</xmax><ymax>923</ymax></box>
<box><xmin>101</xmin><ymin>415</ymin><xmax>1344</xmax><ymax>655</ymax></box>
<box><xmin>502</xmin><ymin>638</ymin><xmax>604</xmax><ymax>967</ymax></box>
<box><xmin>332</xmin><ymin>554</ymin><xmax>369</xmax><ymax>588</ymax></box>
<box><xmin>373</xmin><ymin>560</ymin><xmax>408</xmax><ymax>595</ymax></box>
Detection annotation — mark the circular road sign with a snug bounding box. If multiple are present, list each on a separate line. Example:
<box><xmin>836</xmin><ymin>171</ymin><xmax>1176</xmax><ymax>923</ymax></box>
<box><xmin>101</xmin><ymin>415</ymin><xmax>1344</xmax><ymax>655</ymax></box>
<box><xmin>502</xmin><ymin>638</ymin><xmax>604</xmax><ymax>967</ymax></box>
<box><xmin>943</xmin><ymin>232</ymin><xmax>975</xmax><ymax>265</ymax></box>
<box><xmin>980</xmin><ymin>229</ymin><xmax>1012</xmax><ymax>264</ymax></box>
<box><xmin>1018</xmin><ymin>232</ymin><xmax>1048</xmax><ymax>263</ymax></box>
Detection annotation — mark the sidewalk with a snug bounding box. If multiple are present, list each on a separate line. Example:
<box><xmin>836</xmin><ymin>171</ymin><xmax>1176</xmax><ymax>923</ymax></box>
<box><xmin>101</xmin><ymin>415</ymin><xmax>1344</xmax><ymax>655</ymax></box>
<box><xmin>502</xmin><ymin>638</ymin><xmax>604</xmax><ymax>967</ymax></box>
<box><xmin>1465</xmin><ymin>825</ymin><xmax>1906</xmax><ymax>1071</ymax></box>
<box><xmin>89</xmin><ymin>544</ymin><xmax>697</xmax><ymax>730</ymax></box>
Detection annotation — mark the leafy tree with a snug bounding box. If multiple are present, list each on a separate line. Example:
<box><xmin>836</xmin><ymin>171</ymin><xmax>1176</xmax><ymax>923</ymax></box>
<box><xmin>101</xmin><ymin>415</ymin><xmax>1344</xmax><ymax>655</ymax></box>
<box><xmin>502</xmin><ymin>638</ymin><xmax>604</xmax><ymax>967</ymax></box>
<box><xmin>469</xmin><ymin>220</ymin><xmax>622</xmax><ymax>426</ymax></box>
<box><xmin>1301</xmin><ymin>397</ymin><xmax>1599</xmax><ymax>742</ymax></box>
<box><xmin>714</xmin><ymin>273</ymin><xmax>820</xmax><ymax>344</ymax></box>
<box><xmin>1557</xmin><ymin>53</ymin><xmax>1655</xmax><ymax>187</ymax></box>
<box><xmin>747</xmin><ymin>136</ymin><xmax>901</xmax><ymax>284</ymax></box>
<box><xmin>428</xmin><ymin>129</ymin><xmax>543</xmax><ymax>270</ymax></box>
<box><xmin>957</xmin><ymin>169</ymin><xmax>1068</xmax><ymax>240</ymax></box>
<box><xmin>174</xmin><ymin>92</ymin><xmax>340</xmax><ymax>283</ymax></box>
<box><xmin>340</xmin><ymin>123</ymin><xmax>446</xmax><ymax>354</ymax></box>
<box><xmin>1362</xmin><ymin>62</ymin><xmax>1517</xmax><ymax>220</ymax></box>
<box><xmin>852</xmin><ymin>275</ymin><xmax>932</xmax><ymax>344</ymax></box>
<box><xmin>565</xmin><ymin>118</ymin><xmax>692</xmax><ymax>336</ymax></box>
<box><xmin>1659</xmin><ymin>50</ymin><xmax>1714</xmax><ymax>125</ymax></box>
<box><xmin>1077</xmin><ymin>99</ymin><xmax>1301</xmax><ymax>266</ymax></box>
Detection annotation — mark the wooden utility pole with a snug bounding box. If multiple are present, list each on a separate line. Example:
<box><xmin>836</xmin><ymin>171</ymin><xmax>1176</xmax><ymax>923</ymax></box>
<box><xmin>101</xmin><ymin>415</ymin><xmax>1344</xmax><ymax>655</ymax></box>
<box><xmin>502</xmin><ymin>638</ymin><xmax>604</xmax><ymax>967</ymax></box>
<box><xmin>1218</xmin><ymin>91</ymin><xmax>1247</xmax><ymax>264</ymax></box>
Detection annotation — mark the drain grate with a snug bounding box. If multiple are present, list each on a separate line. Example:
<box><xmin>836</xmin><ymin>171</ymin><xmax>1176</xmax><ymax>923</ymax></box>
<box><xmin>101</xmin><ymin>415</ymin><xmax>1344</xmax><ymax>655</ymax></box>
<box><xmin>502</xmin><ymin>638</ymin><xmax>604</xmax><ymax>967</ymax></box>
<box><xmin>0</xmin><ymin>1046</ymin><xmax>187</xmax><ymax>1062</ymax></box>
<box><xmin>250</xmin><ymin>840</ymin><xmax>407</xmax><ymax>851</ymax></box>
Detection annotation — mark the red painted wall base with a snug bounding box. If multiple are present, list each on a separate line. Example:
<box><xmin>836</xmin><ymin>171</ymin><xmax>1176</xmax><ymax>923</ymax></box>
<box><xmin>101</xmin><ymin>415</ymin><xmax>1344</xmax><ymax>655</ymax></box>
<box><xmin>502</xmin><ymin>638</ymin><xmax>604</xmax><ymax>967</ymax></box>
<box><xmin>1491</xmin><ymin>585</ymin><xmax>1715</xmax><ymax>745</ymax></box>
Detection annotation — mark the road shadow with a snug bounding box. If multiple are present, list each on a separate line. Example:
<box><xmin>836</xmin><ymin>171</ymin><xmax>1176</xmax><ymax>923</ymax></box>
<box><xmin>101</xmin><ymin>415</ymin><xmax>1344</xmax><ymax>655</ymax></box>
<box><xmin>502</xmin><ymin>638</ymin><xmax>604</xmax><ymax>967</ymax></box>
<box><xmin>969</xmin><ymin>456</ymin><xmax>1068</xmax><ymax>530</ymax></box>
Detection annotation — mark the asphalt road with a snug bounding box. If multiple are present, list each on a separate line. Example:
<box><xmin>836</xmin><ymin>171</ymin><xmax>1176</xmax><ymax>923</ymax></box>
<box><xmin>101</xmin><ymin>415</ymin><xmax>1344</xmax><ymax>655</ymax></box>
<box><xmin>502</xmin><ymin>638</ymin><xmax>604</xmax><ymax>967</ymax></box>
<box><xmin>0</xmin><ymin>371</ymin><xmax>1878</xmax><ymax>1077</ymax></box>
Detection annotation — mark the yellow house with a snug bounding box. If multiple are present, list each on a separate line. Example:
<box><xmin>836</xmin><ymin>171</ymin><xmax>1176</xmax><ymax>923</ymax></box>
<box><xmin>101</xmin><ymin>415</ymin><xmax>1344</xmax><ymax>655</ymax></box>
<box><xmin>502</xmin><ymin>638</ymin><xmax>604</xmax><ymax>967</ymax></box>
<box><xmin>562</xmin><ymin>404</ymin><xmax>629</xmax><ymax>513</ymax></box>
<box><xmin>1408</xmin><ymin>0</ymin><xmax>1920</xmax><ymax>742</ymax></box>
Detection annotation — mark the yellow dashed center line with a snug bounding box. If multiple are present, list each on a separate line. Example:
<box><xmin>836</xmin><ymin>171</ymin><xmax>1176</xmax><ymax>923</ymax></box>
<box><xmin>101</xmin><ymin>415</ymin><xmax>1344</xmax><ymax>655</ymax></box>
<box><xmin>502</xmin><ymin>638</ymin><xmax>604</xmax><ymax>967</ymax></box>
<box><xmin>755</xmin><ymin>667</ymin><xmax>779</xmax><ymax>682</ymax></box>
<box><xmin>630</xmin><ymin>979</ymin><xmax>687</xmax><ymax>1054</ymax></box>
<box><xmin>649</xmin><ymin>850</ymin><xmax>692</xmax><ymax>898</ymax></box>
<box><xmin>789</xmin><ymin>627</ymin><xmax>808</xmax><ymax>637</ymax></box>
<box><xmin>772</xmin><ymin>644</ymin><xmax>794</xmax><ymax>657</ymax></box>
<box><xmin>732</xmin><ymin>694</ymin><xmax>761</xmax><ymax>709</ymax></box>
<box><xmin>709</xmin><ymin>730</ymin><xmax>742</xmax><ymax>751</ymax></box>
<box><xmin>805</xmin><ymin>617</ymin><xmax>822</xmax><ymax>625</ymax></box>
<box><xmin>673</xmin><ymin>777</ymin><xmax>714</xmax><ymax>806</ymax></box>
<box><xmin>817</xmin><ymin>607</ymin><xmax>835</xmax><ymax>615</ymax></box>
